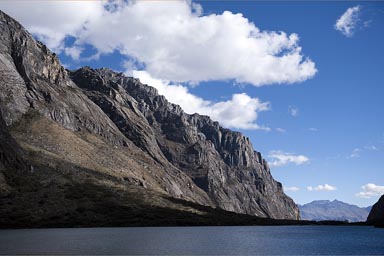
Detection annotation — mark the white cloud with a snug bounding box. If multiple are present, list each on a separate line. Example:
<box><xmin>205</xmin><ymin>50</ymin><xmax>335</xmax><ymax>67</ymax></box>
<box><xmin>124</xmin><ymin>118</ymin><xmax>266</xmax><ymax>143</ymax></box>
<box><xmin>356</xmin><ymin>183</ymin><xmax>384</xmax><ymax>198</ymax></box>
<box><xmin>0</xmin><ymin>1</ymin><xmax>103</xmax><ymax>51</ymax></box>
<box><xmin>307</xmin><ymin>184</ymin><xmax>337</xmax><ymax>191</ymax></box>
<box><xmin>307</xmin><ymin>127</ymin><xmax>319</xmax><ymax>132</ymax></box>
<box><xmin>349</xmin><ymin>148</ymin><xmax>361</xmax><ymax>158</ymax></box>
<box><xmin>276</xmin><ymin>128</ymin><xmax>286</xmax><ymax>133</ymax></box>
<box><xmin>364</xmin><ymin>145</ymin><xmax>378</xmax><ymax>151</ymax></box>
<box><xmin>268</xmin><ymin>150</ymin><xmax>309</xmax><ymax>167</ymax></box>
<box><xmin>64</xmin><ymin>46</ymin><xmax>83</xmax><ymax>60</ymax></box>
<box><xmin>347</xmin><ymin>144</ymin><xmax>380</xmax><ymax>159</ymax></box>
<box><xmin>335</xmin><ymin>6</ymin><xmax>361</xmax><ymax>37</ymax></box>
<box><xmin>133</xmin><ymin>70</ymin><xmax>270</xmax><ymax>130</ymax></box>
<box><xmin>284</xmin><ymin>186</ymin><xmax>300</xmax><ymax>192</ymax></box>
<box><xmin>289</xmin><ymin>106</ymin><xmax>299</xmax><ymax>117</ymax></box>
<box><xmin>0</xmin><ymin>0</ymin><xmax>317</xmax><ymax>86</ymax></box>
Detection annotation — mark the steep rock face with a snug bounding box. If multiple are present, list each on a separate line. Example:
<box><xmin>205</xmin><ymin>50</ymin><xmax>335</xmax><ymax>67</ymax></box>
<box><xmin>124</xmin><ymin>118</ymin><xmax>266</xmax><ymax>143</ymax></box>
<box><xmin>0</xmin><ymin>11</ymin><xmax>124</xmax><ymax>144</ymax></box>
<box><xmin>0</xmin><ymin>9</ymin><xmax>299</xmax><ymax>221</ymax></box>
<box><xmin>70</xmin><ymin>67</ymin><xmax>299</xmax><ymax>219</ymax></box>
<box><xmin>0</xmin><ymin>10</ymin><xmax>210</xmax><ymax>206</ymax></box>
<box><xmin>367</xmin><ymin>195</ymin><xmax>384</xmax><ymax>226</ymax></box>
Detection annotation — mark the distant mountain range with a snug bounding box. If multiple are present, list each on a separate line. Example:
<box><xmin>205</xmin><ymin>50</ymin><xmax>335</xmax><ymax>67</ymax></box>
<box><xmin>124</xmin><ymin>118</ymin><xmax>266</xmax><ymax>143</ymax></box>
<box><xmin>299</xmin><ymin>200</ymin><xmax>372</xmax><ymax>222</ymax></box>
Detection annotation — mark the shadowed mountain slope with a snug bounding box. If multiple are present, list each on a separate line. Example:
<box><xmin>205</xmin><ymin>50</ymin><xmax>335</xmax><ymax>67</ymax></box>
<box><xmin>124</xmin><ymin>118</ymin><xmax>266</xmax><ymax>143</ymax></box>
<box><xmin>0</xmin><ymin>10</ymin><xmax>298</xmax><ymax>227</ymax></box>
<box><xmin>367</xmin><ymin>195</ymin><xmax>384</xmax><ymax>227</ymax></box>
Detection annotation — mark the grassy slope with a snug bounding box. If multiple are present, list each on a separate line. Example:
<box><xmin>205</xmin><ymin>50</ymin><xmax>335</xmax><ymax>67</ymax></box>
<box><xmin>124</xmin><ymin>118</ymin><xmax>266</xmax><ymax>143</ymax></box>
<box><xmin>0</xmin><ymin>112</ymin><xmax>247</xmax><ymax>227</ymax></box>
<box><xmin>0</xmin><ymin>112</ymin><xmax>361</xmax><ymax>228</ymax></box>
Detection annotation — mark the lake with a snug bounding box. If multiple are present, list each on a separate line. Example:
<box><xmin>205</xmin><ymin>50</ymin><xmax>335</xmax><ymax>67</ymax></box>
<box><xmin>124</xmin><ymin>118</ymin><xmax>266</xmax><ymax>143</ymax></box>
<box><xmin>0</xmin><ymin>226</ymin><xmax>383</xmax><ymax>255</ymax></box>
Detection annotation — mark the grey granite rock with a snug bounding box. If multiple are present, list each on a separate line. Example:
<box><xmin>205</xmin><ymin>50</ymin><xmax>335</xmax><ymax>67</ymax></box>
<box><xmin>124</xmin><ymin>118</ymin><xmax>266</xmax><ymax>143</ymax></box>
<box><xmin>0</xmin><ymin>10</ymin><xmax>210</xmax><ymax>206</ymax></box>
<box><xmin>70</xmin><ymin>67</ymin><xmax>299</xmax><ymax>219</ymax></box>
<box><xmin>0</xmin><ymin>9</ymin><xmax>299</xmax><ymax>221</ymax></box>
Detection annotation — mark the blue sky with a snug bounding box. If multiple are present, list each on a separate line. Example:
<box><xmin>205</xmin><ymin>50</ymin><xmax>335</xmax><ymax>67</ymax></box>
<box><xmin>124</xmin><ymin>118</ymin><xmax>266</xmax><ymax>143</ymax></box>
<box><xmin>1</xmin><ymin>1</ymin><xmax>383</xmax><ymax>206</ymax></box>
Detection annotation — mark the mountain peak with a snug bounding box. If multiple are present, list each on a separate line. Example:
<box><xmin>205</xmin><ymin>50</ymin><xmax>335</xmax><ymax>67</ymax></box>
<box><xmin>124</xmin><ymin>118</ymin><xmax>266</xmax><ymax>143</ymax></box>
<box><xmin>300</xmin><ymin>200</ymin><xmax>371</xmax><ymax>222</ymax></box>
<box><xmin>0</xmin><ymin>10</ymin><xmax>299</xmax><ymax>227</ymax></box>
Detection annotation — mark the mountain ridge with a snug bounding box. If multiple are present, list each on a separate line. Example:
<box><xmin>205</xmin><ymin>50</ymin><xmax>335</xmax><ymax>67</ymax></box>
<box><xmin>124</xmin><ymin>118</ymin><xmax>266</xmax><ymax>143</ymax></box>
<box><xmin>0</xmin><ymin>10</ymin><xmax>298</xmax><ymax>227</ymax></box>
<box><xmin>69</xmin><ymin>66</ymin><xmax>299</xmax><ymax>218</ymax></box>
<box><xmin>299</xmin><ymin>199</ymin><xmax>371</xmax><ymax>222</ymax></box>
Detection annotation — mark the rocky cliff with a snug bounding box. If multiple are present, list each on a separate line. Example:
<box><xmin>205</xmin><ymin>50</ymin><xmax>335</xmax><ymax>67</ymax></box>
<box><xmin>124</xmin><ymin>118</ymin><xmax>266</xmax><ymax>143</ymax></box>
<box><xmin>367</xmin><ymin>195</ymin><xmax>384</xmax><ymax>227</ymax></box>
<box><xmin>0</xmin><ymin>10</ymin><xmax>298</xmax><ymax>227</ymax></box>
<box><xmin>70</xmin><ymin>67</ymin><xmax>298</xmax><ymax>219</ymax></box>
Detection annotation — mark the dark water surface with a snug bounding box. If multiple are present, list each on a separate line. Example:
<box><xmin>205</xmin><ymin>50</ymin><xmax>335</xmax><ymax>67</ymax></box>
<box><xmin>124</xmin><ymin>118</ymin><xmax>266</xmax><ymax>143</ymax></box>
<box><xmin>1</xmin><ymin>226</ymin><xmax>383</xmax><ymax>255</ymax></box>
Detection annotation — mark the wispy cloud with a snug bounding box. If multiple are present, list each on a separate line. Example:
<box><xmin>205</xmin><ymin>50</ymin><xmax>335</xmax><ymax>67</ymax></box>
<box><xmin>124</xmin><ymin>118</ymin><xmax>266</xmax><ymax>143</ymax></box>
<box><xmin>276</xmin><ymin>128</ymin><xmax>286</xmax><ymax>133</ymax></box>
<box><xmin>133</xmin><ymin>70</ymin><xmax>270</xmax><ymax>130</ymax></box>
<box><xmin>289</xmin><ymin>106</ymin><xmax>299</xmax><ymax>117</ymax></box>
<box><xmin>348</xmin><ymin>148</ymin><xmax>362</xmax><ymax>159</ymax></box>
<box><xmin>284</xmin><ymin>186</ymin><xmax>300</xmax><ymax>192</ymax></box>
<box><xmin>348</xmin><ymin>144</ymin><xmax>379</xmax><ymax>159</ymax></box>
<box><xmin>364</xmin><ymin>145</ymin><xmax>378</xmax><ymax>151</ymax></box>
<box><xmin>356</xmin><ymin>183</ymin><xmax>384</xmax><ymax>198</ymax></box>
<box><xmin>307</xmin><ymin>184</ymin><xmax>337</xmax><ymax>191</ymax></box>
<box><xmin>268</xmin><ymin>150</ymin><xmax>309</xmax><ymax>167</ymax></box>
<box><xmin>335</xmin><ymin>5</ymin><xmax>361</xmax><ymax>37</ymax></box>
<box><xmin>307</xmin><ymin>128</ymin><xmax>319</xmax><ymax>132</ymax></box>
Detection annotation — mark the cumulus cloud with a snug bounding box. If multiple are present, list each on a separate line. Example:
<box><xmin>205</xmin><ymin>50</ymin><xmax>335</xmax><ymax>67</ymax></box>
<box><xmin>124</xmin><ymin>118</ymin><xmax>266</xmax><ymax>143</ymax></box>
<box><xmin>133</xmin><ymin>70</ymin><xmax>270</xmax><ymax>130</ymax></box>
<box><xmin>268</xmin><ymin>150</ymin><xmax>309</xmax><ymax>167</ymax></box>
<box><xmin>0</xmin><ymin>1</ymin><xmax>103</xmax><ymax>51</ymax></box>
<box><xmin>335</xmin><ymin>6</ymin><xmax>361</xmax><ymax>37</ymax></box>
<box><xmin>307</xmin><ymin>184</ymin><xmax>337</xmax><ymax>191</ymax></box>
<box><xmin>284</xmin><ymin>186</ymin><xmax>300</xmax><ymax>192</ymax></box>
<box><xmin>64</xmin><ymin>46</ymin><xmax>83</xmax><ymax>61</ymax></box>
<box><xmin>356</xmin><ymin>183</ymin><xmax>384</xmax><ymax>198</ymax></box>
<box><xmin>0</xmin><ymin>0</ymin><xmax>317</xmax><ymax>86</ymax></box>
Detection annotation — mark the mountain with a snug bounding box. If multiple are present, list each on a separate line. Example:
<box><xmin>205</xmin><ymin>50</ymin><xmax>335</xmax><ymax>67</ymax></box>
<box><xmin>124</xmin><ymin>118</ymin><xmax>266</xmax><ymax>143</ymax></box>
<box><xmin>367</xmin><ymin>195</ymin><xmax>384</xmax><ymax>227</ymax></box>
<box><xmin>0</xmin><ymin>10</ymin><xmax>299</xmax><ymax>227</ymax></box>
<box><xmin>299</xmin><ymin>200</ymin><xmax>371</xmax><ymax>222</ymax></box>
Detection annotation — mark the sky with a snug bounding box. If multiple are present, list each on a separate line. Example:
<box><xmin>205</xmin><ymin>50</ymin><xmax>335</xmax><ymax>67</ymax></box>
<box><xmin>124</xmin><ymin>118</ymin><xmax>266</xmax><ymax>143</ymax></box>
<box><xmin>1</xmin><ymin>0</ymin><xmax>383</xmax><ymax>207</ymax></box>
